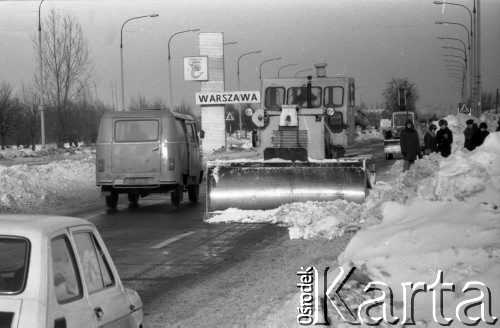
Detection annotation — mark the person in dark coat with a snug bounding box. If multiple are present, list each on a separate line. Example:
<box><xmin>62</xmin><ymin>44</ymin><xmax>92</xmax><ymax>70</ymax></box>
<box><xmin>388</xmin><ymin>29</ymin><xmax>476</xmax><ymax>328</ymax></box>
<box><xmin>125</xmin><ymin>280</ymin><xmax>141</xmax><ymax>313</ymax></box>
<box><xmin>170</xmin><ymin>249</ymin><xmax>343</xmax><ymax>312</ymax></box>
<box><xmin>436</xmin><ymin>119</ymin><xmax>453</xmax><ymax>158</ymax></box>
<box><xmin>400</xmin><ymin>119</ymin><xmax>420</xmax><ymax>172</ymax></box>
<box><xmin>463</xmin><ymin>119</ymin><xmax>477</xmax><ymax>151</ymax></box>
<box><xmin>470</xmin><ymin>122</ymin><xmax>490</xmax><ymax>150</ymax></box>
<box><xmin>423</xmin><ymin>124</ymin><xmax>438</xmax><ymax>155</ymax></box>
<box><xmin>496</xmin><ymin>119</ymin><xmax>500</xmax><ymax>132</ymax></box>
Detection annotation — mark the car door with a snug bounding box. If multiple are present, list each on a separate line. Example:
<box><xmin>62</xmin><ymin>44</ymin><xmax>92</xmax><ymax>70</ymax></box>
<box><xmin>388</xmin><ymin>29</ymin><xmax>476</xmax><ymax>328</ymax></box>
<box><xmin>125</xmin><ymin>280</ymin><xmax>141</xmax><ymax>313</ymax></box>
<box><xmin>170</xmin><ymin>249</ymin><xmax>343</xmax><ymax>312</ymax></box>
<box><xmin>48</xmin><ymin>234</ymin><xmax>96</xmax><ymax>328</ymax></box>
<box><xmin>70</xmin><ymin>227</ymin><xmax>133</xmax><ymax>328</ymax></box>
<box><xmin>185</xmin><ymin>122</ymin><xmax>200</xmax><ymax>177</ymax></box>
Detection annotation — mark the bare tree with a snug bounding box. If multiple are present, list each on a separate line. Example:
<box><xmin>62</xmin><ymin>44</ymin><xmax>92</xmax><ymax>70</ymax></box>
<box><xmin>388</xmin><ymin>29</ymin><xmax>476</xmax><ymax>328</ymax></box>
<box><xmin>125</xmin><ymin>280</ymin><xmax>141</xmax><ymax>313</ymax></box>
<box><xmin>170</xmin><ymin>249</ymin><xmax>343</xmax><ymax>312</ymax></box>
<box><xmin>34</xmin><ymin>8</ymin><xmax>93</xmax><ymax>147</ymax></box>
<box><xmin>382</xmin><ymin>78</ymin><xmax>419</xmax><ymax>113</ymax></box>
<box><xmin>0</xmin><ymin>83</ymin><xmax>22</xmax><ymax>150</ymax></box>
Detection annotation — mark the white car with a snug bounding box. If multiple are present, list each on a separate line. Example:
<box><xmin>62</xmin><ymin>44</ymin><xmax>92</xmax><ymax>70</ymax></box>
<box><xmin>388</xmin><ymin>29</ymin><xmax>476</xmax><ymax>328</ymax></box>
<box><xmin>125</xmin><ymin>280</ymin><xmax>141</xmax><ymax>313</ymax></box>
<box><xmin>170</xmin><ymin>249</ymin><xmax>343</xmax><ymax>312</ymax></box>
<box><xmin>0</xmin><ymin>215</ymin><xmax>143</xmax><ymax>328</ymax></box>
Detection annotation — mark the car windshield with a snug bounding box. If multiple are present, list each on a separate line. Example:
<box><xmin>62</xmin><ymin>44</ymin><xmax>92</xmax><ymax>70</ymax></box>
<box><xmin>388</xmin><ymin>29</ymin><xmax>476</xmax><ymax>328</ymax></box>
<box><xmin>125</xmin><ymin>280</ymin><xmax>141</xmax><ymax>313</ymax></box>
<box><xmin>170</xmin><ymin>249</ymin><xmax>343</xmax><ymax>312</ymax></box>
<box><xmin>0</xmin><ymin>237</ymin><xmax>30</xmax><ymax>294</ymax></box>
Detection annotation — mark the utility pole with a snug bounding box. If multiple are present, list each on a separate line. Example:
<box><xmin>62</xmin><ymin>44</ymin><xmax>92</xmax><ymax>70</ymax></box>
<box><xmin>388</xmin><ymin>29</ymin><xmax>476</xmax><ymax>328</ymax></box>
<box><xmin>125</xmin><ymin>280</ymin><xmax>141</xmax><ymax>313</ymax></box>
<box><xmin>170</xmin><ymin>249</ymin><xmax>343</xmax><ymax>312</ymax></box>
<box><xmin>476</xmin><ymin>0</ymin><xmax>481</xmax><ymax>117</ymax></box>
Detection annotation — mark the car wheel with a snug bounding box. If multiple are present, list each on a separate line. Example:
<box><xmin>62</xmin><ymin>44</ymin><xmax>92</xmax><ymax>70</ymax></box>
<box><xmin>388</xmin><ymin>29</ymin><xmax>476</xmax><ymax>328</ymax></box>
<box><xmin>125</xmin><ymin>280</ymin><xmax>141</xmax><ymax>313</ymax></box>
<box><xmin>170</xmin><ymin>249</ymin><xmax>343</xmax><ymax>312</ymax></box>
<box><xmin>386</xmin><ymin>153</ymin><xmax>393</xmax><ymax>160</ymax></box>
<box><xmin>106</xmin><ymin>192</ymin><xmax>118</xmax><ymax>210</ymax></box>
<box><xmin>128</xmin><ymin>193</ymin><xmax>139</xmax><ymax>207</ymax></box>
<box><xmin>170</xmin><ymin>185</ymin><xmax>183</xmax><ymax>207</ymax></box>
<box><xmin>188</xmin><ymin>184</ymin><xmax>200</xmax><ymax>202</ymax></box>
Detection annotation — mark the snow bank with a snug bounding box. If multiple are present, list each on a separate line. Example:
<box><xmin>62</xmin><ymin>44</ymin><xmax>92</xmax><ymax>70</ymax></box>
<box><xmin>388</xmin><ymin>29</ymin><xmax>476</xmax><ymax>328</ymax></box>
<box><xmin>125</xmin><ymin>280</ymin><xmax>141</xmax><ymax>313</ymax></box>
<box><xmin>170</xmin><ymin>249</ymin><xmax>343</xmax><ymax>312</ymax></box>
<box><xmin>0</xmin><ymin>157</ymin><xmax>97</xmax><ymax>213</ymax></box>
<box><xmin>337</xmin><ymin>132</ymin><xmax>500</xmax><ymax>323</ymax></box>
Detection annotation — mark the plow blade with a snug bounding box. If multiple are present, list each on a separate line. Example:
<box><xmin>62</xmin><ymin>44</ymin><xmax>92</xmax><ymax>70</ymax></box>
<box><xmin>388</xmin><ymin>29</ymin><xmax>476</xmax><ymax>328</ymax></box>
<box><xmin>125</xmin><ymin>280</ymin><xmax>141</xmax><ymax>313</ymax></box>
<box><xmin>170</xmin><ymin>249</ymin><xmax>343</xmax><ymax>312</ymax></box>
<box><xmin>206</xmin><ymin>158</ymin><xmax>375</xmax><ymax>213</ymax></box>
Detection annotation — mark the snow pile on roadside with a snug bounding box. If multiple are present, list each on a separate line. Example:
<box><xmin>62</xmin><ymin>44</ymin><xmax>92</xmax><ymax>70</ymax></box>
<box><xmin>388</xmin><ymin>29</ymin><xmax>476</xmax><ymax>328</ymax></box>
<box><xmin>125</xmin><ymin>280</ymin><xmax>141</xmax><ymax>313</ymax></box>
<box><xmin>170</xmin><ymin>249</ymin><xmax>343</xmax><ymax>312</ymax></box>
<box><xmin>0</xmin><ymin>157</ymin><xmax>97</xmax><ymax>213</ymax></box>
<box><xmin>337</xmin><ymin>132</ymin><xmax>500</xmax><ymax>323</ymax></box>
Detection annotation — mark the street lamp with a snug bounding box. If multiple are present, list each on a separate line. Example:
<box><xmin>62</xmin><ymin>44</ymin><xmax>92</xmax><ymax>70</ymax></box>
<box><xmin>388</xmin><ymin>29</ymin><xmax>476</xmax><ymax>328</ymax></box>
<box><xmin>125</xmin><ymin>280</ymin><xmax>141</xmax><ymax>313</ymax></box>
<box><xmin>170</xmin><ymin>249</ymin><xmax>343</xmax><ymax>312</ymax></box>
<box><xmin>435</xmin><ymin>21</ymin><xmax>470</xmax><ymax>50</ymax></box>
<box><xmin>277</xmin><ymin>63</ymin><xmax>297</xmax><ymax>77</ymax></box>
<box><xmin>168</xmin><ymin>28</ymin><xmax>200</xmax><ymax>110</ymax></box>
<box><xmin>294</xmin><ymin>69</ymin><xmax>312</xmax><ymax>77</ymax></box>
<box><xmin>38</xmin><ymin>0</ymin><xmax>45</xmax><ymax>147</ymax></box>
<box><xmin>120</xmin><ymin>14</ymin><xmax>159</xmax><ymax>111</ymax></box>
<box><xmin>237</xmin><ymin>50</ymin><xmax>262</xmax><ymax>91</ymax></box>
<box><xmin>259</xmin><ymin>57</ymin><xmax>282</xmax><ymax>81</ymax></box>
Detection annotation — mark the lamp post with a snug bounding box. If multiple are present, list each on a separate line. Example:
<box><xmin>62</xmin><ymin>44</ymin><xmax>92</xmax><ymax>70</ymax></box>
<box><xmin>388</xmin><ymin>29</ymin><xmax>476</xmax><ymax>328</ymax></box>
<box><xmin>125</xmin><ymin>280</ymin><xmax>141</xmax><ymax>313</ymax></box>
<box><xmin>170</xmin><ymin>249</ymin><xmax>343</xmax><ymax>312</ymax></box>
<box><xmin>434</xmin><ymin>1</ymin><xmax>475</xmax><ymax>109</ymax></box>
<box><xmin>259</xmin><ymin>57</ymin><xmax>282</xmax><ymax>81</ymax></box>
<box><xmin>277</xmin><ymin>63</ymin><xmax>297</xmax><ymax>77</ymax></box>
<box><xmin>38</xmin><ymin>0</ymin><xmax>45</xmax><ymax>147</ymax></box>
<box><xmin>237</xmin><ymin>50</ymin><xmax>262</xmax><ymax>91</ymax></box>
<box><xmin>236</xmin><ymin>50</ymin><xmax>261</xmax><ymax>137</ymax></box>
<box><xmin>120</xmin><ymin>14</ymin><xmax>159</xmax><ymax>111</ymax></box>
<box><xmin>294</xmin><ymin>69</ymin><xmax>312</xmax><ymax>77</ymax></box>
<box><xmin>167</xmin><ymin>28</ymin><xmax>200</xmax><ymax>110</ymax></box>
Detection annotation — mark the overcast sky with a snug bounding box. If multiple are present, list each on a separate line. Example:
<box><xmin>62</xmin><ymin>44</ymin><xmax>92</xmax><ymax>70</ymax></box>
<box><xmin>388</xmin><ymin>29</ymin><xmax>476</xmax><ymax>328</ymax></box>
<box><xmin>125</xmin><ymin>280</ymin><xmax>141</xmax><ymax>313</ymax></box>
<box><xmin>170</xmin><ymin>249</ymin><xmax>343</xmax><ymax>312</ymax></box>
<box><xmin>1</xmin><ymin>0</ymin><xmax>499</xmax><ymax>114</ymax></box>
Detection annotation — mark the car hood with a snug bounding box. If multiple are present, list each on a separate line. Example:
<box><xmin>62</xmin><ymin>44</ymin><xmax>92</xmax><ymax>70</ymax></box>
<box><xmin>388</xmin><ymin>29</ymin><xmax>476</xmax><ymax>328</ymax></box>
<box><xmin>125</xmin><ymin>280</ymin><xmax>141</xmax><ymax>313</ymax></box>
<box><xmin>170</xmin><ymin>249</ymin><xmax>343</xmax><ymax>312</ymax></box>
<box><xmin>0</xmin><ymin>298</ymin><xmax>22</xmax><ymax>327</ymax></box>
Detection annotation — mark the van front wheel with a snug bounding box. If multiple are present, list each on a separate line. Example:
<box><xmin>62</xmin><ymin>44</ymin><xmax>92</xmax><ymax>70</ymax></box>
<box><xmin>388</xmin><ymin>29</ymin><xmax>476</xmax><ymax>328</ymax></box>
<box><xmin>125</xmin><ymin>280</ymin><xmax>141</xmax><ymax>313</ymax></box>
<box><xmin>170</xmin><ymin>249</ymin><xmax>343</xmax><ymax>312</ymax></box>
<box><xmin>188</xmin><ymin>184</ymin><xmax>199</xmax><ymax>202</ymax></box>
<box><xmin>170</xmin><ymin>185</ymin><xmax>183</xmax><ymax>208</ymax></box>
<box><xmin>106</xmin><ymin>192</ymin><xmax>118</xmax><ymax>210</ymax></box>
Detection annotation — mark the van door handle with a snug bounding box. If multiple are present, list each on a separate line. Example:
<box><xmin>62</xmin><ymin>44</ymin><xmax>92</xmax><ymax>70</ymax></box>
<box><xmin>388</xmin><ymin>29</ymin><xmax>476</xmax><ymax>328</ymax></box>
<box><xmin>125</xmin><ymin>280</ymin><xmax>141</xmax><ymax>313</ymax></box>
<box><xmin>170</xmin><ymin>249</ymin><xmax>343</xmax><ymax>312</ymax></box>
<box><xmin>94</xmin><ymin>307</ymin><xmax>104</xmax><ymax>319</ymax></box>
<box><xmin>152</xmin><ymin>147</ymin><xmax>159</xmax><ymax>151</ymax></box>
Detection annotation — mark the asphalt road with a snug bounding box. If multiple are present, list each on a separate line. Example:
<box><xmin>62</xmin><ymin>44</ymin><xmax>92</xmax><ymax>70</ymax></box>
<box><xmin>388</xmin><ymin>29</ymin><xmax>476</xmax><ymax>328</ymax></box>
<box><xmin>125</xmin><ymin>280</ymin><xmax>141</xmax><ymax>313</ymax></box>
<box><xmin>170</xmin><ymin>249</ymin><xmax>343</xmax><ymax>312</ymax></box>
<box><xmin>74</xmin><ymin>140</ymin><xmax>393</xmax><ymax>327</ymax></box>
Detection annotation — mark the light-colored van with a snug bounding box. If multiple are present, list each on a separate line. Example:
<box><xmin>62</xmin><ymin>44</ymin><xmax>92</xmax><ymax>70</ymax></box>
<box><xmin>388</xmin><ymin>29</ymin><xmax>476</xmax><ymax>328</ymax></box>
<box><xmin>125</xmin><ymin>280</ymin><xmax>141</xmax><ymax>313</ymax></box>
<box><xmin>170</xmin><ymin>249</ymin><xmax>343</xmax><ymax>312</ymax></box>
<box><xmin>96</xmin><ymin>109</ymin><xmax>203</xmax><ymax>209</ymax></box>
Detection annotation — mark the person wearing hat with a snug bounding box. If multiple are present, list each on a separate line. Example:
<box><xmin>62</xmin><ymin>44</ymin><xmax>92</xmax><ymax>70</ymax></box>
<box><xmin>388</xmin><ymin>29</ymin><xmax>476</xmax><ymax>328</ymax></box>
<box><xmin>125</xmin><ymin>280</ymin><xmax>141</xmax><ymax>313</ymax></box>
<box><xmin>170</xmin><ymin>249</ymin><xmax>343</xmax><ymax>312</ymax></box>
<box><xmin>463</xmin><ymin>119</ymin><xmax>477</xmax><ymax>151</ymax></box>
<box><xmin>470</xmin><ymin>122</ymin><xmax>490</xmax><ymax>150</ymax></box>
<box><xmin>423</xmin><ymin>124</ymin><xmax>438</xmax><ymax>155</ymax></box>
<box><xmin>436</xmin><ymin>119</ymin><xmax>453</xmax><ymax>157</ymax></box>
<box><xmin>400</xmin><ymin>119</ymin><xmax>420</xmax><ymax>172</ymax></box>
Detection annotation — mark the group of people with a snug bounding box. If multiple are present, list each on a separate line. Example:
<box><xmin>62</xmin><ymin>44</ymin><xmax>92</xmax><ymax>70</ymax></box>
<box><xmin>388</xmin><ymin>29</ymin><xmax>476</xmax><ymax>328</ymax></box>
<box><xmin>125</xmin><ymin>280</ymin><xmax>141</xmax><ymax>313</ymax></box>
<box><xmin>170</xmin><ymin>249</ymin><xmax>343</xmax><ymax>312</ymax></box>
<box><xmin>463</xmin><ymin>119</ymin><xmax>495</xmax><ymax>151</ymax></box>
<box><xmin>399</xmin><ymin>118</ymin><xmax>453</xmax><ymax>171</ymax></box>
<box><xmin>399</xmin><ymin>116</ymin><xmax>500</xmax><ymax>172</ymax></box>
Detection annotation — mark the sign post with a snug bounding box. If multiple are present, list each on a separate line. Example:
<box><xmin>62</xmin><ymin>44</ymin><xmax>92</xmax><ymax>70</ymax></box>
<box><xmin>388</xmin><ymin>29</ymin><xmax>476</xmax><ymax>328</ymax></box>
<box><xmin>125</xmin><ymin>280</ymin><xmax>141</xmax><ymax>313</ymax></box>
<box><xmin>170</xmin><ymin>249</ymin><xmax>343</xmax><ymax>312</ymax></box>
<box><xmin>458</xmin><ymin>102</ymin><xmax>471</xmax><ymax>115</ymax></box>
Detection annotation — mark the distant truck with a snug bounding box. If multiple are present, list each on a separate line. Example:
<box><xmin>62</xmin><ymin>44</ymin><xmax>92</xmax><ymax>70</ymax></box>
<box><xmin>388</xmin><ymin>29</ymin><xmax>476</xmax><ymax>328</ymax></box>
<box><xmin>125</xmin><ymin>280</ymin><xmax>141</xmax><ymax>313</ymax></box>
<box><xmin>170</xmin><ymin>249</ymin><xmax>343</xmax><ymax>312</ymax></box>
<box><xmin>96</xmin><ymin>109</ymin><xmax>203</xmax><ymax>209</ymax></box>
<box><xmin>381</xmin><ymin>111</ymin><xmax>415</xmax><ymax>159</ymax></box>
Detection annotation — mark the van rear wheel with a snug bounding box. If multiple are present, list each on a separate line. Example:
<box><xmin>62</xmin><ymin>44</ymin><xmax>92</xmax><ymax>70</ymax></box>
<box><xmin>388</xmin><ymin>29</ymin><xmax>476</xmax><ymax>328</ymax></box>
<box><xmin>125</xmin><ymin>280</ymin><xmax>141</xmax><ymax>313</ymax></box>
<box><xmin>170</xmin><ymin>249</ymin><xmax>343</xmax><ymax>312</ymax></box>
<box><xmin>188</xmin><ymin>184</ymin><xmax>200</xmax><ymax>202</ymax></box>
<box><xmin>106</xmin><ymin>192</ymin><xmax>118</xmax><ymax>210</ymax></box>
<box><xmin>170</xmin><ymin>185</ymin><xmax>183</xmax><ymax>208</ymax></box>
<box><xmin>128</xmin><ymin>193</ymin><xmax>139</xmax><ymax>207</ymax></box>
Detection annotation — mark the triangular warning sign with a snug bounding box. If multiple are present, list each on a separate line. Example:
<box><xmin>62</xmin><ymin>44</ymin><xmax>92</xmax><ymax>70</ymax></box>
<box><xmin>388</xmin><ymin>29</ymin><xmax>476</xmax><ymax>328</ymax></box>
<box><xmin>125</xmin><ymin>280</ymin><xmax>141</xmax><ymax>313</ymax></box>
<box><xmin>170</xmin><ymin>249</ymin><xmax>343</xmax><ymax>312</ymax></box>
<box><xmin>458</xmin><ymin>103</ymin><xmax>470</xmax><ymax>114</ymax></box>
<box><xmin>225</xmin><ymin>112</ymin><xmax>235</xmax><ymax>121</ymax></box>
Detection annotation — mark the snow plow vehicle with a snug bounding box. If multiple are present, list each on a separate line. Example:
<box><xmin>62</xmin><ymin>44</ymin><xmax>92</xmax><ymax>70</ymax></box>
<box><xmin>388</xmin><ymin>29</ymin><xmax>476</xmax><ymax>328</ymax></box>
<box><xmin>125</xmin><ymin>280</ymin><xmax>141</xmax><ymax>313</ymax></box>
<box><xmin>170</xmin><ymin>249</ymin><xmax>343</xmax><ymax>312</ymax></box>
<box><xmin>381</xmin><ymin>111</ymin><xmax>415</xmax><ymax>159</ymax></box>
<box><xmin>206</xmin><ymin>64</ymin><xmax>375</xmax><ymax>213</ymax></box>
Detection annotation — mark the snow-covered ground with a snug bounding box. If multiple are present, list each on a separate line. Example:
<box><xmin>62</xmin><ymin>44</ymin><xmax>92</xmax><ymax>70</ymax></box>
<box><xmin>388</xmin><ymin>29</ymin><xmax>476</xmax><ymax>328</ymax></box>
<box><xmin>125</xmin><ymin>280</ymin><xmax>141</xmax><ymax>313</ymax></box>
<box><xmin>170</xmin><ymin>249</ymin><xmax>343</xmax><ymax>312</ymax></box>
<box><xmin>0</xmin><ymin>144</ymin><xmax>99</xmax><ymax>214</ymax></box>
<box><xmin>355</xmin><ymin>126</ymin><xmax>383</xmax><ymax>144</ymax></box>
<box><xmin>207</xmin><ymin>113</ymin><xmax>500</xmax><ymax>325</ymax></box>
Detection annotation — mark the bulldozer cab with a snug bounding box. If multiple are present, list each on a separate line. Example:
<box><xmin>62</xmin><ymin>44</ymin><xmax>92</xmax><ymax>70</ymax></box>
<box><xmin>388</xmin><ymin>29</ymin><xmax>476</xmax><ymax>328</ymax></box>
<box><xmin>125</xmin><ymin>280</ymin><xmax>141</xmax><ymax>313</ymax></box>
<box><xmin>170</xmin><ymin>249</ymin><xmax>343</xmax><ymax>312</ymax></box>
<box><xmin>393</xmin><ymin>111</ymin><xmax>414</xmax><ymax>128</ymax></box>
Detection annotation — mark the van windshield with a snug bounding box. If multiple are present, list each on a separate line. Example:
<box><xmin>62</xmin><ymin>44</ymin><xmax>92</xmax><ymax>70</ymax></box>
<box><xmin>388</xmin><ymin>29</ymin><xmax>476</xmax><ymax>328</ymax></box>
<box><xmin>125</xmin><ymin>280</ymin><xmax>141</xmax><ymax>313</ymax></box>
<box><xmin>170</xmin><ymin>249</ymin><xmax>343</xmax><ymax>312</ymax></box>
<box><xmin>0</xmin><ymin>237</ymin><xmax>30</xmax><ymax>294</ymax></box>
<box><xmin>114</xmin><ymin>120</ymin><xmax>159</xmax><ymax>142</ymax></box>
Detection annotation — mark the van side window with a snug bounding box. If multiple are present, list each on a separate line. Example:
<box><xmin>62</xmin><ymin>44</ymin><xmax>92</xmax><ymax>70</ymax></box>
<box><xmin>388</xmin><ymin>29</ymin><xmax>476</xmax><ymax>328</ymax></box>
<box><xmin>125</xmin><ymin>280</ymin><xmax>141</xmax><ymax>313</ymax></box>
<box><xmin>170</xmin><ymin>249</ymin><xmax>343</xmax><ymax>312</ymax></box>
<box><xmin>51</xmin><ymin>236</ymin><xmax>83</xmax><ymax>303</ymax></box>
<box><xmin>175</xmin><ymin>119</ymin><xmax>187</xmax><ymax>141</ymax></box>
<box><xmin>186</xmin><ymin>123</ymin><xmax>197</xmax><ymax>143</ymax></box>
<box><xmin>73</xmin><ymin>232</ymin><xmax>115</xmax><ymax>294</ymax></box>
<box><xmin>114</xmin><ymin>120</ymin><xmax>159</xmax><ymax>142</ymax></box>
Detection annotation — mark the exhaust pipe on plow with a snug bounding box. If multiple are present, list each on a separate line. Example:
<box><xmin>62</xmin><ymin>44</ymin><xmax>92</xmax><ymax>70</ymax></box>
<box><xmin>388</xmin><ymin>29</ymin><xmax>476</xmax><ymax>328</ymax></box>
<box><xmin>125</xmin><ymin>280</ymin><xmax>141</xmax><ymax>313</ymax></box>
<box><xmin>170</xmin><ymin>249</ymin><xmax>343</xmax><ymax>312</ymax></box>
<box><xmin>206</xmin><ymin>157</ymin><xmax>375</xmax><ymax>213</ymax></box>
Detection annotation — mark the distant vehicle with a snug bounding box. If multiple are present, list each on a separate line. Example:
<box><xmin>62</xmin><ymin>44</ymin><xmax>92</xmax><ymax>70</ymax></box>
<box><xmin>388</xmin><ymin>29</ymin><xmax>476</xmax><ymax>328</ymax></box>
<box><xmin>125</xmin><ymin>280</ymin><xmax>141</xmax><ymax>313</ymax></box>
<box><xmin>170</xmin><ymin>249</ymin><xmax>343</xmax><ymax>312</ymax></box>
<box><xmin>0</xmin><ymin>215</ymin><xmax>143</xmax><ymax>328</ymax></box>
<box><xmin>96</xmin><ymin>109</ymin><xmax>203</xmax><ymax>209</ymax></box>
<box><xmin>381</xmin><ymin>111</ymin><xmax>415</xmax><ymax>159</ymax></box>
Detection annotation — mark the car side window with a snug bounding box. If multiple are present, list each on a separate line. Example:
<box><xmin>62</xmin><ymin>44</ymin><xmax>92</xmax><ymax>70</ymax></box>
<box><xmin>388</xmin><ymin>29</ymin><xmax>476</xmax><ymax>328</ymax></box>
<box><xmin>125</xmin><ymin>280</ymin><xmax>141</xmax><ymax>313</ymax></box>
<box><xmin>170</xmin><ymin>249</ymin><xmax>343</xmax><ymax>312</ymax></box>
<box><xmin>73</xmin><ymin>232</ymin><xmax>115</xmax><ymax>294</ymax></box>
<box><xmin>175</xmin><ymin>119</ymin><xmax>187</xmax><ymax>141</ymax></box>
<box><xmin>51</xmin><ymin>236</ymin><xmax>83</xmax><ymax>303</ymax></box>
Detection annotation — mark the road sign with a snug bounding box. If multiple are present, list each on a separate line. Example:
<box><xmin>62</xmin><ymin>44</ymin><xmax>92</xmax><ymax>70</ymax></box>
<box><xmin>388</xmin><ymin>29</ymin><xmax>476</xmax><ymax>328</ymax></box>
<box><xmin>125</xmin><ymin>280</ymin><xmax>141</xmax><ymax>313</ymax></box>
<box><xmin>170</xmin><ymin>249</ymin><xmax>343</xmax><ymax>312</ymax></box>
<box><xmin>458</xmin><ymin>102</ymin><xmax>471</xmax><ymax>115</ymax></box>
<box><xmin>226</xmin><ymin>113</ymin><xmax>235</xmax><ymax>121</ymax></box>
<box><xmin>196</xmin><ymin>91</ymin><xmax>260</xmax><ymax>105</ymax></box>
